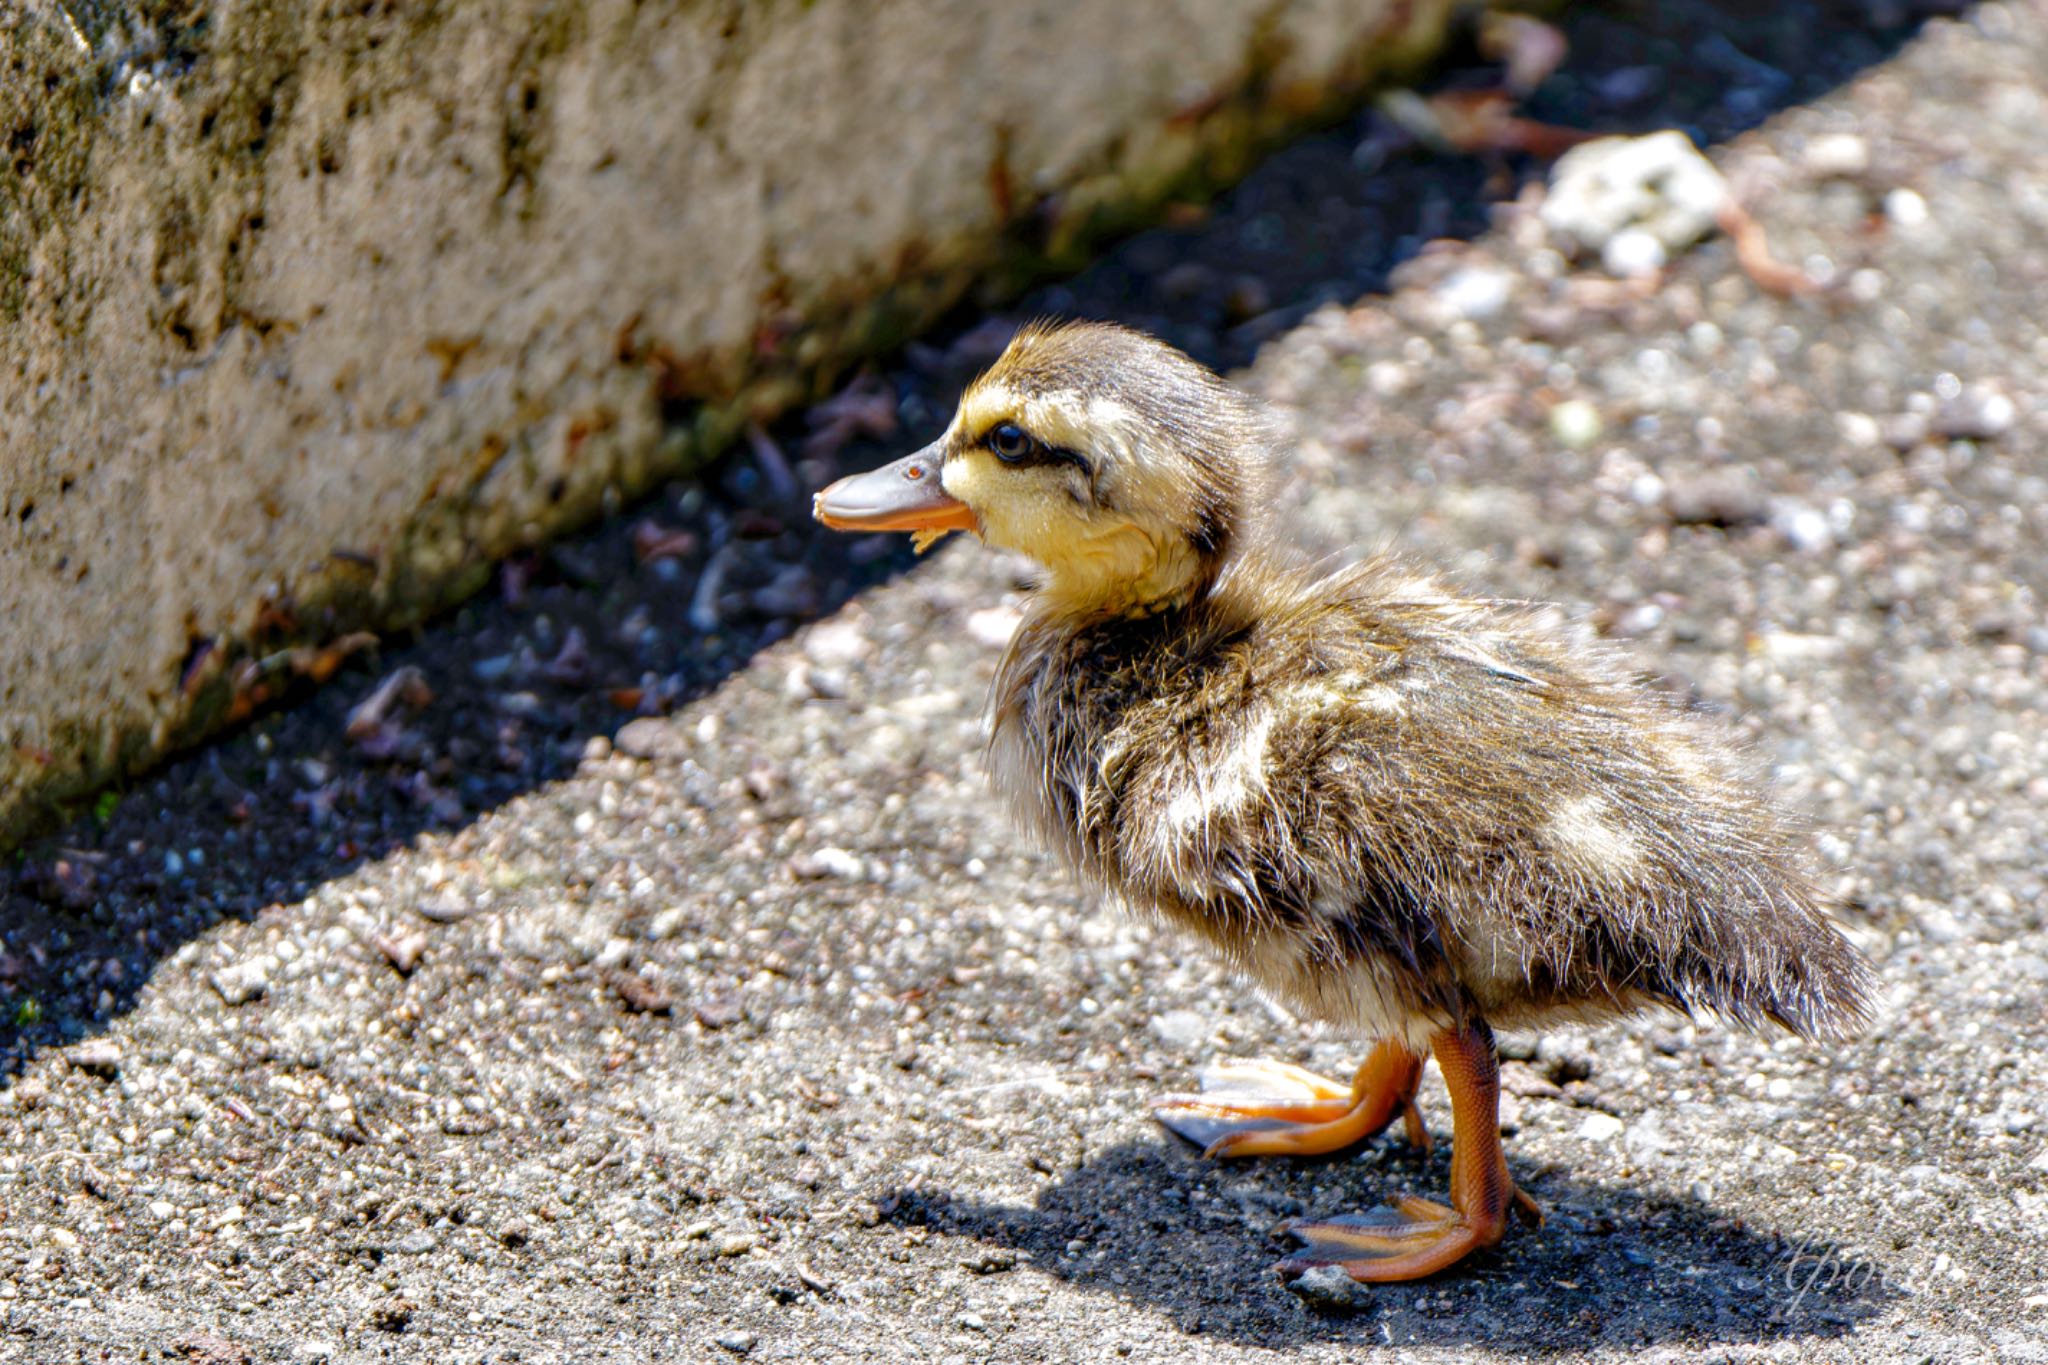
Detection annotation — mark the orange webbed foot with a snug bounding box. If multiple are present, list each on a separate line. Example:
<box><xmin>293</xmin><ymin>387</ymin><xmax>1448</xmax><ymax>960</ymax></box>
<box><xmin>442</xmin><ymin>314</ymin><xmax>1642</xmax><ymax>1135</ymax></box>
<box><xmin>1272</xmin><ymin>1022</ymin><xmax>1543</xmax><ymax>1283</ymax></box>
<box><xmin>1151</xmin><ymin>1041</ymin><xmax>1428</xmax><ymax>1160</ymax></box>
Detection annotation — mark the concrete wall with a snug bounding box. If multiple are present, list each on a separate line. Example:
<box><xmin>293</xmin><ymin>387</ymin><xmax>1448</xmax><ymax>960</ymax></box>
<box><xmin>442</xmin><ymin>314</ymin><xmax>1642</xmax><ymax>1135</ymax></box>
<box><xmin>0</xmin><ymin>0</ymin><xmax>1463</xmax><ymax>846</ymax></box>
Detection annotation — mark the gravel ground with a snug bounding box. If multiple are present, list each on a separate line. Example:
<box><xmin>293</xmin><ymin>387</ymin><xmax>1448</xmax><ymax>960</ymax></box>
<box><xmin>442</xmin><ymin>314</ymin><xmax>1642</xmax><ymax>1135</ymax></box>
<box><xmin>6</xmin><ymin>1</ymin><xmax>2046</xmax><ymax>1361</ymax></box>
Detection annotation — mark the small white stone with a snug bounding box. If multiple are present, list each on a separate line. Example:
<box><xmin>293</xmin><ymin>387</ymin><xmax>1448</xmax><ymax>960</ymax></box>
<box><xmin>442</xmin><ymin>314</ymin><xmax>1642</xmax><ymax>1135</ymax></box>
<box><xmin>1601</xmin><ymin>227</ymin><xmax>1667</xmax><ymax>279</ymax></box>
<box><xmin>802</xmin><ymin>618</ymin><xmax>869</xmax><ymax>668</ymax></box>
<box><xmin>966</xmin><ymin>606</ymin><xmax>1021</xmax><ymax>648</ymax></box>
<box><xmin>1802</xmin><ymin>133</ymin><xmax>1870</xmax><ymax>178</ymax></box>
<box><xmin>794</xmin><ymin>846</ymin><xmax>864</xmax><ymax>881</ymax></box>
<box><xmin>1287</xmin><ymin>1262</ymin><xmax>1376</xmax><ymax>1313</ymax></box>
<box><xmin>211</xmin><ymin>956</ymin><xmax>275</xmax><ymax>1006</ymax></box>
<box><xmin>1436</xmin><ymin>266</ymin><xmax>1514</xmax><ymax>321</ymax></box>
<box><xmin>1578</xmin><ymin>1112</ymin><xmax>1625</xmax><ymax>1143</ymax></box>
<box><xmin>1885</xmin><ymin>188</ymin><xmax>1929</xmax><ymax>228</ymax></box>
<box><xmin>1549</xmin><ymin>399</ymin><xmax>1604</xmax><ymax>450</ymax></box>
<box><xmin>1366</xmin><ymin>360</ymin><xmax>1414</xmax><ymax>397</ymax></box>
<box><xmin>1772</xmin><ymin>501</ymin><xmax>1834</xmax><ymax>553</ymax></box>
<box><xmin>1837</xmin><ymin>411</ymin><xmax>1881</xmax><ymax>448</ymax></box>
<box><xmin>1541</xmin><ymin>130</ymin><xmax>1729</xmax><ymax>253</ymax></box>
<box><xmin>1149</xmin><ymin>1010</ymin><xmax>1209</xmax><ymax>1050</ymax></box>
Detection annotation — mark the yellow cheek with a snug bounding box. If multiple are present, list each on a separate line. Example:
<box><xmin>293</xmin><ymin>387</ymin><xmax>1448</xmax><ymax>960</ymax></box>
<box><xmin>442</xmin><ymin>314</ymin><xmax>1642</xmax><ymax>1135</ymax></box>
<box><xmin>944</xmin><ymin>454</ymin><xmax>1083</xmax><ymax>553</ymax></box>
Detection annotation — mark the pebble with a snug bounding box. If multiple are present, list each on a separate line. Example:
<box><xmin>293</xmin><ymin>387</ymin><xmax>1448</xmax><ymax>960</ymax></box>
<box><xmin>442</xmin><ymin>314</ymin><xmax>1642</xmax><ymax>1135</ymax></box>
<box><xmin>1149</xmin><ymin>1010</ymin><xmax>1209</xmax><ymax>1050</ymax></box>
<box><xmin>1541</xmin><ymin>131</ymin><xmax>1729</xmax><ymax>255</ymax></box>
<box><xmin>692</xmin><ymin>994</ymin><xmax>744</xmax><ymax>1030</ymax></box>
<box><xmin>395</xmin><ymin>1231</ymin><xmax>438</xmax><ymax>1255</ymax></box>
<box><xmin>1933</xmin><ymin>385</ymin><xmax>2017</xmax><ymax>440</ymax></box>
<box><xmin>1601</xmin><ymin>227</ymin><xmax>1669</xmax><ymax>279</ymax></box>
<box><xmin>210</xmin><ymin>957</ymin><xmax>274</xmax><ymax>1006</ymax></box>
<box><xmin>1578</xmin><ymin>1112</ymin><xmax>1626</xmax><ymax>1143</ymax></box>
<box><xmin>789</xmin><ymin>847</ymin><xmax>865</xmax><ymax>881</ymax></box>
<box><xmin>1548</xmin><ymin>400</ymin><xmax>1603</xmax><ymax>450</ymax></box>
<box><xmin>966</xmin><ymin>606</ymin><xmax>1021</xmax><ymax>648</ymax></box>
<box><xmin>802</xmin><ymin>618</ymin><xmax>870</xmax><ymax>668</ymax></box>
<box><xmin>1837</xmin><ymin>411</ymin><xmax>1881</xmax><ymax>448</ymax></box>
<box><xmin>1663</xmin><ymin>470</ymin><xmax>1763</xmax><ymax>526</ymax></box>
<box><xmin>1436</xmin><ymin>266</ymin><xmax>1514</xmax><ymax>321</ymax></box>
<box><xmin>1536</xmin><ymin>1036</ymin><xmax>1594</xmax><ymax>1083</ymax></box>
<box><xmin>1885</xmin><ymin>187</ymin><xmax>1930</xmax><ymax>228</ymax></box>
<box><xmin>614</xmin><ymin>717</ymin><xmax>691</xmax><ymax>762</ymax></box>
<box><xmin>1287</xmin><ymin>1263</ymin><xmax>1375</xmax><ymax>1314</ymax></box>
<box><xmin>715</xmin><ymin>1330</ymin><xmax>757</xmax><ymax>1355</ymax></box>
<box><xmin>67</xmin><ymin>1040</ymin><xmax>122</xmax><ymax>1077</ymax></box>
<box><xmin>1881</xmin><ymin>410</ymin><xmax>1929</xmax><ymax>449</ymax></box>
<box><xmin>963</xmin><ymin>1249</ymin><xmax>1018</xmax><ymax>1275</ymax></box>
<box><xmin>713</xmin><ymin>1230</ymin><xmax>760</xmax><ymax>1258</ymax></box>
<box><xmin>1802</xmin><ymin>132</ymin><xmax>1870</xmax><ymax>177</ymax></box>
<box><xmin>1771</xmin><ymin>500</ymin><xmax>1835</xmax><ymax>553</ymax></box>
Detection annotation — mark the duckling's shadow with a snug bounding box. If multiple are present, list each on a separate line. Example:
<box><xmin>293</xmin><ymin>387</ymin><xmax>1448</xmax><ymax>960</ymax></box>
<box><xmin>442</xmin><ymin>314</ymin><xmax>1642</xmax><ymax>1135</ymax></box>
<box><xmin>881</xmin><ymin>1135</ymin><xmax>1895</xmax><ymax>1350</ymax></box>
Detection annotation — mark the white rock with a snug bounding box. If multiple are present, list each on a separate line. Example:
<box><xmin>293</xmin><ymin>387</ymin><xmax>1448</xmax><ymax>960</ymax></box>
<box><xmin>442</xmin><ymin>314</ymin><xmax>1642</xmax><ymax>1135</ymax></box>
<box><xmin>1541</xmin><ymin>131</ymin><xmax>1729</xmax><ymax>260</ymax></box>
<box><xmin>966</xmin><ymin>605</ymin><xmax>1021</xmax><ymax>649</ymax></box>
<box><xmin>1623</xmin><ymin>1113</ymin><xmax>1672</xmax><ymax>1161</ymax></box>
<box><xmin>1601</xmin><ymin>227</ymin><xmax>1668</xmax><ymax>278</ymax></box>
<box><xmin>211</xmin><ymin>956</ymin><xmax>275</xmax><ymax>1006</ymax></box>
<box><xmin>1548</xmin><ymin>399</ymin><xmax>1604</xmax><ymax>450</ymax></box>
<box><xmin>1149</xmin><ymin>1010</ymin><xmax>1209</xmax><ymax>1050</ymax></box>
<box><xmin>1885</xmin><ymin>187</ymin><xmax>1929</xmax><ymax>228</ymax></box>
<box><xmin>1435</xmin><ymin>266</ymin><xmax>1514</xmax><ymax>321</ymax></box>
<box><xmin>1578</xmin><ymin>1112</ymin><xmax>1625</xmax><ymax>1143</ymax></box>
<box><xmin>1288</xmin><ymin>1262</ymin><xmax>1376</xmax><ymax>1313</ymax></box>
<box><xmin>801</xmin><ymin>618</ymin><xmax>869</xmax><ymax>668</ymax></box>
<box><xmin>1802</xmin><ymin>133</ymin><xmax>1870</xmax><ymax>178</ymax></box>
<box><xmin>1837</xmin><ymin>411</ymin><xmax>1881</xmax><ymax>448</ymax></box>
<box><xmin>1771</xmin><ymin>500</ymin><xmax>1835</xmax><ymax>553</ymax></box>
<box><xmin>795</xmin><ymin>846</ymin><xmax>865</xmax><ymax>881</ymax></box>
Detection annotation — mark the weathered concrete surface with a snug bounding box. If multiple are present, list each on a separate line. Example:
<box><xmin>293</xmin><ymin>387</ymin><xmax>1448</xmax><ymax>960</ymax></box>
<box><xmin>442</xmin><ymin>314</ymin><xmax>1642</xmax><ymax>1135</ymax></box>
<box><xmin>0</xmin><ymin>0</ymin><xmax>1464</xmax><ymax>847</ymax></box>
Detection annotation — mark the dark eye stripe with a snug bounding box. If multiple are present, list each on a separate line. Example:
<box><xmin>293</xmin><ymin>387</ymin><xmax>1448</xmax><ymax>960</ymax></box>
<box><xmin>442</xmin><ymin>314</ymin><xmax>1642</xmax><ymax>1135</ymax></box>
<box><xmin>979</xmin><ymin>422</ymin><xmax>1093</xmax><ymax>478</ymax></box>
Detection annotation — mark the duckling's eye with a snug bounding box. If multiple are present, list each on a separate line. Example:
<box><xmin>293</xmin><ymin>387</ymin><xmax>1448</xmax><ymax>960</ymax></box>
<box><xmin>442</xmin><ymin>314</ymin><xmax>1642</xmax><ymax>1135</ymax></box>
<box><xmin>987</xmin><ymin>423</ymin><xmax>1035</xmax><ymax>464</ymax></box>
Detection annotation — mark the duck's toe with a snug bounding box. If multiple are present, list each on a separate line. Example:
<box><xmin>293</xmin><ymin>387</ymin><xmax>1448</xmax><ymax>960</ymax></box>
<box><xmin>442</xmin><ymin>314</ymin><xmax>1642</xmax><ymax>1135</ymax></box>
<box><xmin>1150</xmin><ymin>1041</ymin><xmax>1428</xmax><ymax>1160</ymax></box>
<box><xmin>1274</xmin><ymin>1200</ymin><xmax>1489</xmax><ymax>1282</ymax></box>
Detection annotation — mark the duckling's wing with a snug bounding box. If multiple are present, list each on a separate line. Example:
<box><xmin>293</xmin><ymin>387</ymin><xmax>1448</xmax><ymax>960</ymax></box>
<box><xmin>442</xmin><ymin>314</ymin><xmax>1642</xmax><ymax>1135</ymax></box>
<box><xmin>1294</xmin><ymin>582</ymin><xmax>1877</xmax><ymax>1040</ymax></box>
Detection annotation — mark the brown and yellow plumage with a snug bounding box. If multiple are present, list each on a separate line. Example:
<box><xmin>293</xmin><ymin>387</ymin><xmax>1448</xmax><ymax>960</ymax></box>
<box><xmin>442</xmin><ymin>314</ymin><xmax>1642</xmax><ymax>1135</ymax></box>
<box><xmin>814</xmin><ymin>320</ymin><xmax>1875</xmax><ymax>1282</ymax></box>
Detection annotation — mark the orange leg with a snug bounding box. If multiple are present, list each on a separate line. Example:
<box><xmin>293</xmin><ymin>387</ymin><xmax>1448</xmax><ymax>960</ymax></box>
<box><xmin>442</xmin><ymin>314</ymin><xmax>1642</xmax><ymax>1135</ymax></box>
<box><xmin>1275</xmin><ymin>1021</ymin><xmax>1542</xmax><ymax>1282</ymax></box>
<box><xmin>1151</xmin><ymin>1040</ymin><xmax>1429</xmax><ymax>1160</ymax></box>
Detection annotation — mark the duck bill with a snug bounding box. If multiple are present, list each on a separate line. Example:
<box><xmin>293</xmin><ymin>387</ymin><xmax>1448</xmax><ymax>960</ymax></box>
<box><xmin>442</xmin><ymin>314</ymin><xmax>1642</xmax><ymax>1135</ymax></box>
<box><xmin>811</xmin><ymin>443</ymin><xmax>978</xmax><ymax>538</ymax></box>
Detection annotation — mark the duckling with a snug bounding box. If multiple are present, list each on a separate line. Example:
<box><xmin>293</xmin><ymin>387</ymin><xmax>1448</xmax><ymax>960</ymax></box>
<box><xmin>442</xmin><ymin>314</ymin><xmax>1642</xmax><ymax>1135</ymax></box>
<box><xmin>812</xmin><ymin>320</ymin><xmax>1876</xmax><ymax>1283</ymax></box>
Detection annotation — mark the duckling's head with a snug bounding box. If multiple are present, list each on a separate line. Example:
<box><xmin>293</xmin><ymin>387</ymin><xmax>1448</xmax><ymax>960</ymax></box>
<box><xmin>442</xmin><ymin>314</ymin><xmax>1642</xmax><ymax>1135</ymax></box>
<box><xmin>814</xmin><ymin>321</ymin><xmax>1275</xmax><ymax>617</ymax></box>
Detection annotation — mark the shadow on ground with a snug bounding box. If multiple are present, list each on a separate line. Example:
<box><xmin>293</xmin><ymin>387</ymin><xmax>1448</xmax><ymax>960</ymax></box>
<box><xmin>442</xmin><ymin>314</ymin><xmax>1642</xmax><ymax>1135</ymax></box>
<box><xmin>881</xmin><ymin>1135</ymin><xmax>1896</xmax><ymax>1351</ymax></box>
<box><xmin>0</xmin><ymin>0</ymin><xmax>1946</xmax><ymax>1078</ymax></box>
